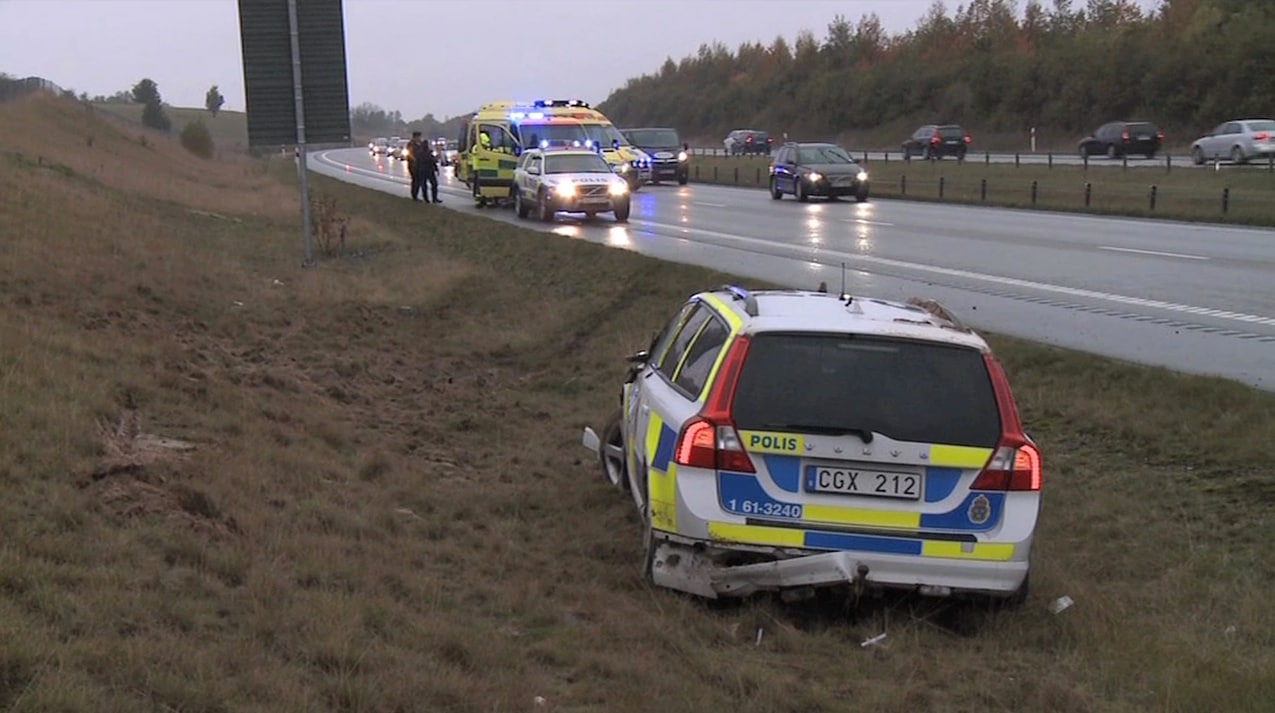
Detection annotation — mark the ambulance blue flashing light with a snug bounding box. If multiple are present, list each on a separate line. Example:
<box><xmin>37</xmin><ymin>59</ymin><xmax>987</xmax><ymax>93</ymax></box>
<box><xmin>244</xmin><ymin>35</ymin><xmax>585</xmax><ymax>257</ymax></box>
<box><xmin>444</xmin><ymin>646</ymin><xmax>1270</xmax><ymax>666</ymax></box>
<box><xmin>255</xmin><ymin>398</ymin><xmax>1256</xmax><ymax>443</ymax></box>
<box><xmin>539</xmin><ymin>140</ymin><xmax>549</xmax><ymax>149</ymax></box>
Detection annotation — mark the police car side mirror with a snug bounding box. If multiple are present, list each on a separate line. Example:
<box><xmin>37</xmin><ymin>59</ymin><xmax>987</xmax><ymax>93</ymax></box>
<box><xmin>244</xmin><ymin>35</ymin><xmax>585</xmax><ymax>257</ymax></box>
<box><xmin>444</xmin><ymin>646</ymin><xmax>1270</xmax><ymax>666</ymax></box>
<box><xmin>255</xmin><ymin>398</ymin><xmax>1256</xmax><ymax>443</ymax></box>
<box><xmin>626</xmin><ymin>349</ymin><xmax>649</xmax><ymax>364</ymax></box>
<box><xmin>527</xmin><ymin>166</ymin><xmax>540</xmax><ymax>175</ymax></box>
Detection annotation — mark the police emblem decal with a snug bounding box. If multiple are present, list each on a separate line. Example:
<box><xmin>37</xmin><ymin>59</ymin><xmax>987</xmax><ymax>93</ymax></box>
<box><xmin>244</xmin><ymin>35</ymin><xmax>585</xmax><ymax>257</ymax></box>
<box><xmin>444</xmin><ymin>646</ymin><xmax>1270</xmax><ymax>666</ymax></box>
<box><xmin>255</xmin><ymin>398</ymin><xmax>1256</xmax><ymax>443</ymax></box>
<box><xmin>968</xmin><ymin>494</ymin><xmax>992</xmax><ymax>525</ymax></box>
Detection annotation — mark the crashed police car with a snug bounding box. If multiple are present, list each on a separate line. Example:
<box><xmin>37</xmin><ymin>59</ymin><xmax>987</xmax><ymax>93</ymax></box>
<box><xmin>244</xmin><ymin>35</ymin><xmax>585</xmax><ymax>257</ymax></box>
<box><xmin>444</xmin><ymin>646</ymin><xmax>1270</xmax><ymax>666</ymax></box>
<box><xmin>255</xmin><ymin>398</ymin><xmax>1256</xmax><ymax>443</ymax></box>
<box><xmin>510</xmin><ymin>147</ymin><xmax>632</xmax><ymax>223</ymax></box>
<box><xmin>582</xmin><ymin>285</ymin><xmax>1041</xmax><ymax>608</ymax></box>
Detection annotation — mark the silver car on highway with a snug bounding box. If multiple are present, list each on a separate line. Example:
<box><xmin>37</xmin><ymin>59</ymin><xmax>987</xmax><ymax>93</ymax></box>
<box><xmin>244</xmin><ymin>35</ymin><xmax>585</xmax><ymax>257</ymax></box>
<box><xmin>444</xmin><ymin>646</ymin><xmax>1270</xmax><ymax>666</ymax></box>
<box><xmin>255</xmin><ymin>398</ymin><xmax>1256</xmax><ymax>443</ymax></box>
<box><xmin>1190</xmin><ymin>119</ymin><xmax>1275</xmax><ymax>165</ymax></box>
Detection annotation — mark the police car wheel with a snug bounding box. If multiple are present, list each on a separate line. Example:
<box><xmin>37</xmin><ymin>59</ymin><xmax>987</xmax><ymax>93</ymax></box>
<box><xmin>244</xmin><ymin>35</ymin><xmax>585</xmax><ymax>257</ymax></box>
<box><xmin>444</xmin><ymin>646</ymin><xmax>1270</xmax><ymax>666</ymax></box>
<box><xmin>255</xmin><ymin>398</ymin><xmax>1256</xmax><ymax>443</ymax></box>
<box><xmin>856</xmin><ymin>188</ymin><xmax>870</xmax><ymax>203</ymax></box>
<box><xmin>613</xmin><ymin>199</ymin><xmax>631</xmax><ymax>223</ymax></box>
<box><xmin>537</xmin><ymin>191</ymin><xmax>554</xmax><ymax>223</ymax></box>
<box><xmin>677</xmin><ymin>173</ymin><xmax>688</xmax><ymax>186</ymax></box>
<box><xmin>769</xmin><ymin>177</ymin><xmax>782</xmax><ymax>200</ymax></box>
<box><xmin>514</xmin><ymin>190</ymin><xmax>529</xmax><ymax>219</ymax></box>
<box><xmin>599</xmin><ymin>411</ymin><xmax>628</xmax><ymax>492</ymax></box>
<box><xmin>640</xmin><ymin>505</ymin><xmax>656</xmax><ymax>585</ymax></box>
<box><xmin>795</xmin><ymin>179</ymin><xmax>808</xmax><ymax>203</ymax></box>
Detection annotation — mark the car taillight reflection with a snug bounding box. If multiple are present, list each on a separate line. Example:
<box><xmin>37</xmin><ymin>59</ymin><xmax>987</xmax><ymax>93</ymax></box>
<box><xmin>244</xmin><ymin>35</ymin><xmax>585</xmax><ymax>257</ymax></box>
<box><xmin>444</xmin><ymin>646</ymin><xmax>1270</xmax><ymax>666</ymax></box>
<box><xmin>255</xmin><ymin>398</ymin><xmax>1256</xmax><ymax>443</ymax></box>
<box><xmin>1255</xmin><ymin>131</ymin><xmax>1270</xmax><ymax>141</ymax></box>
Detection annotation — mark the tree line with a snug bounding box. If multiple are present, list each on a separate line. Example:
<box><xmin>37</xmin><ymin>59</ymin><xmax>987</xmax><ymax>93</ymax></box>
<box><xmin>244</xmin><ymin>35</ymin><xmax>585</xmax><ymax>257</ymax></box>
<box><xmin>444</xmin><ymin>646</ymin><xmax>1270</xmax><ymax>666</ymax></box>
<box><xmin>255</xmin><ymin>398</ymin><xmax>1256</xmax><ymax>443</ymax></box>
<box><xmin>350</xmin><ymin>102</ymin><xmax>465</xmax><ymax>141</ymax></box>
<box><xmin>596</xmin><ymin>0</ymin><xmax>1275</xmax><ymax>146</ymax></box>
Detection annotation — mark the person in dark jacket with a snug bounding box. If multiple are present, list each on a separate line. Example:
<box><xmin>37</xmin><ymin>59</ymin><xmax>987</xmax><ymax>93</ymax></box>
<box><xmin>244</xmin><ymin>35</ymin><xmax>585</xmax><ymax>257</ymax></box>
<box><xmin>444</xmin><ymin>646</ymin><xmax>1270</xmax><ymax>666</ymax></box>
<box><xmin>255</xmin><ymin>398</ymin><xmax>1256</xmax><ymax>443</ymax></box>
<box><xmin>421</xmin><ymin>140</ymin><xmax>441</xmax><ymax>203</ymax></box>
<box><xmin>407</xmin><ymin>131</ymin><xmax>429</xmax><ymax>201</ymax></box>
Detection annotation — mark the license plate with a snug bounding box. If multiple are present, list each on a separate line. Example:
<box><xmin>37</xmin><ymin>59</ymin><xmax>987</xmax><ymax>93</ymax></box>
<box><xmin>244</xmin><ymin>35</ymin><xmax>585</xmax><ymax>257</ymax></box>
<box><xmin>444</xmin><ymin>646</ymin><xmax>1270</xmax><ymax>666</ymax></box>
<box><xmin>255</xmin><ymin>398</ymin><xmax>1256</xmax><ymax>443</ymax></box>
<box><xmin>806</xmin><ymin>466</ymin><xmax>921</xmax><ymax>500</ymax></box>
<box><xmin>1138</xmin><ymin>134</ymin><xmax>1151</xmax><ymax>140</ymax></box>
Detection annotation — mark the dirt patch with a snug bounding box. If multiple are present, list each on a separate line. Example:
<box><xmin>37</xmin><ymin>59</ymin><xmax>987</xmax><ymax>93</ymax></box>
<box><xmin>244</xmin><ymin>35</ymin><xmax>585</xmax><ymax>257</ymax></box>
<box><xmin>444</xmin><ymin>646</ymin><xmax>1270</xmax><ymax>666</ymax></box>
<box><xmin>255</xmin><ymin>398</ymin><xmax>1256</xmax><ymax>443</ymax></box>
<box><xmin>83</xmin><ymin>408</ymin><xmax>239</xmax><ymax>539</ymax></box>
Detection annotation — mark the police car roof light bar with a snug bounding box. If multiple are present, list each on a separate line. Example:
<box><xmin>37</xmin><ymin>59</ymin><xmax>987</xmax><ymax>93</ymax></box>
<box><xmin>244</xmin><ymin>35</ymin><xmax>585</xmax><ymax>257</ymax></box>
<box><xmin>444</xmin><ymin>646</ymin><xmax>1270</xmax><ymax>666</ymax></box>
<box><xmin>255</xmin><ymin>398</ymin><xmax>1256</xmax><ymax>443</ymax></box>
<box><xmin>718</xmin><ymin>285</ymin><xmax>759</xmax><ymax>317</ymax></box>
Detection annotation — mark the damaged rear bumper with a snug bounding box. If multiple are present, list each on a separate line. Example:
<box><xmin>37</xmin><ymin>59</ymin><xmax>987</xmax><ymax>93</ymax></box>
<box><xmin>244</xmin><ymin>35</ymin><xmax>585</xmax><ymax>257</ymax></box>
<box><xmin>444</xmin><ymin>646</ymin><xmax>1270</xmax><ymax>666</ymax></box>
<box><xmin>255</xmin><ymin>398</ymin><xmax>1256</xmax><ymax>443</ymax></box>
<box><xmin>650</xmin><ymin>532</ymin><xmax>1028</xmax><ymax>600</ymax></box>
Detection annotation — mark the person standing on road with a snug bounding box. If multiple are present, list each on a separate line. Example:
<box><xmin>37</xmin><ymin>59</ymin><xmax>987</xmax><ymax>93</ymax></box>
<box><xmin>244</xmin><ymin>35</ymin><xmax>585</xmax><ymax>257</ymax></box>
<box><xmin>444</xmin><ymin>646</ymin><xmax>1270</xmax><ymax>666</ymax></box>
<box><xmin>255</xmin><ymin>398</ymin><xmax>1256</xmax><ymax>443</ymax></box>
<box><xmin>422</xmin><ymin>142</ymin><xmax>441</xmax><ymax>203</ymax></box>
<box><xmin>407</xmin><ymin>131</ymin><xmax>428</xmax><ymax>202</ymax></box>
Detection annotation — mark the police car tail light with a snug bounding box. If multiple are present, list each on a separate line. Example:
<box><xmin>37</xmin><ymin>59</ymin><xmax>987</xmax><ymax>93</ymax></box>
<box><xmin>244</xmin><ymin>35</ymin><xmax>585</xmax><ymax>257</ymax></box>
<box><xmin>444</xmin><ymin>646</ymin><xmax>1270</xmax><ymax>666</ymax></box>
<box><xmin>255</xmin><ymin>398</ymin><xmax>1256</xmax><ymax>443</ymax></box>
<box><xmin>970</xmin><ymin>355</ymin><xmax>1042</xmax><ymax>492</ymax></box>
<box><xmin>673</xmin><ymin>336</ymin><xmax>754</xmax><ymax>473</ymax></box>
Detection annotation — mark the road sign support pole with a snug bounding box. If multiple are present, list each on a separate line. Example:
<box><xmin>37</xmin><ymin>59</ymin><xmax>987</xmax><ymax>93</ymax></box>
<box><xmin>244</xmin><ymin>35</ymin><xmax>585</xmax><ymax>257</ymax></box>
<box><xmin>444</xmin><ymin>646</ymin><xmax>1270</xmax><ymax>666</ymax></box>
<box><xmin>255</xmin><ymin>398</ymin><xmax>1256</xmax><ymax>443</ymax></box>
<box><xmin>288</xmin><ymin>0</ymin><xmax>313</xmax><ymax>266</ymax></box>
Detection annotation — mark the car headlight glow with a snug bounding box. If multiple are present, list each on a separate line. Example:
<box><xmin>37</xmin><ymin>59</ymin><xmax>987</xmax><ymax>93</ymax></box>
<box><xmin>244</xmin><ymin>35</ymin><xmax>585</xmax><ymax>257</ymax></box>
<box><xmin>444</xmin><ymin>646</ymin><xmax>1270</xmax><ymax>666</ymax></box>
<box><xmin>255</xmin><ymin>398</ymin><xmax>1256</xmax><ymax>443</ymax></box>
<box><xmin>554</xmin><ymin>181</ymin><xmax>576</xmax><ymax>197</ymax></box>
<box><xmin>609</xmin><ymin>181</ymin><xmax>629</xmax><ymax>196</ymax></box>
<box><xmin>857</xmin><ymin>171</ymin><xmax>869</xmax><ymax>181</ymax></box>
<box><xmin>615</xmin><ymin>163</ymin><xmax>630</xmax><ymax>173</ymax></box>
<box><xmin>677</xmin><ymin>151</ymin><xmax>688</xmax><ymax>162</ymax></box>
<box><xmin>807</xmin><ymin>171</ymin><xmax>823</xmax><ymax>182</ymax></box>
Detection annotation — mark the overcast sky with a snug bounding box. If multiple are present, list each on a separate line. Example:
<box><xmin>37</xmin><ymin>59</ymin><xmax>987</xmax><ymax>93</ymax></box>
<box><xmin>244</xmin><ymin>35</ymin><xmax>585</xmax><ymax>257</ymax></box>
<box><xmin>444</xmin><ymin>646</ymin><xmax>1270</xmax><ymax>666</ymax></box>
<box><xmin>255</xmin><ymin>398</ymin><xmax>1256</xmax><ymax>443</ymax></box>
<box><xmin>1</xmin><ymin>0</ymin><xmax>1162</xmax><ymax>120</ymax></box>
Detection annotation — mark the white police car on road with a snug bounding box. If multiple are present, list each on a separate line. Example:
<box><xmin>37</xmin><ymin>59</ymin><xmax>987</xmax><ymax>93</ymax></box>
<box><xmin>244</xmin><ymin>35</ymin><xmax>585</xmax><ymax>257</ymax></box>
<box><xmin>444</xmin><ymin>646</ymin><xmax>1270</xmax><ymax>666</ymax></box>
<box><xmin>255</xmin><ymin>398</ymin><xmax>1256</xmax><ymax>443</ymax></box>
<box><xmin>582</xmin><ymin>285</ymin><xmax>1041</xmax><ymax>607</ymax></box>
<box><xmin>511</xmin><ymin>148</ymin><xmax>631</xmax><ymax>223</ymax></box>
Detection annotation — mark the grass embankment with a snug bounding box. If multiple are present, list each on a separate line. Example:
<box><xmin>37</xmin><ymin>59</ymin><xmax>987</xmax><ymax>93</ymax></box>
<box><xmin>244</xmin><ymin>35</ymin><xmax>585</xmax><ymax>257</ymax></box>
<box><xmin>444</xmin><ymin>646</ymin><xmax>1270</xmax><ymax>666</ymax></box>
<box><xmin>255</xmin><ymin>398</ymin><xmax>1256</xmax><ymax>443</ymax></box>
<box><xmin>3</xmin><ymin>93</ymin><xmax>1274</xmax><ymax>712</ymax></box>
<box><xmin>91</xmin><ymin>102</ymin><xmax>249</xmax><ymax>152</ymax></box>
<box><xmin>689</xmin><ymin>154</ymin><xmax>1275</xmax><ymax>226</ymax></box>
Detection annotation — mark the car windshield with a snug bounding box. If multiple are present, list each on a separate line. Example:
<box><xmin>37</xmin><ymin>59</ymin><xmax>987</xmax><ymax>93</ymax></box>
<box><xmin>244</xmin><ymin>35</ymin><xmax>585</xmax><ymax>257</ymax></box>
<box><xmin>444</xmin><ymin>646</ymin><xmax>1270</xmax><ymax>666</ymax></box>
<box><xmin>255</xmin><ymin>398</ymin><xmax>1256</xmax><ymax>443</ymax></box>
<box><xmin>519</xmin><ymin>123</ymin><xmax>590</xmax><ymax>148</ymax></box>
<box><xmin>731</xmin><ymin>333</ymin><xmax>1001</xmax><ymax>447</ymax></box>
<box><xmin>544</xmin><ymin>154</ymin><xmax>612</xmax><ymax>174</ymax></box>
<box><xmin>937</xmin><ymin>126</ymin><xmax>964</xmax><ymax>138</ymax></box>
<box><xmin>625</xmin><ymin>129</ymin><xmax>680</xmax><ymax>146</ymax></box>
<box><xmin>1245</xmin><ymin>120</ymin><xmax>1275</xmax><ymax>132</ymax></box>
<box><xmin>797</xmin><ymin>146</ymin><xmax>855</xmax><ymax>164</ymax></box>
<box><xmin>581</xmin><ymin>123</ymin><xmax>629</xmax><ymax>147</ymax></box>
<box><xmin>1127</xmin><ymin>122</ymin><xmax>1158</xmax><ymax>134</ymax></box>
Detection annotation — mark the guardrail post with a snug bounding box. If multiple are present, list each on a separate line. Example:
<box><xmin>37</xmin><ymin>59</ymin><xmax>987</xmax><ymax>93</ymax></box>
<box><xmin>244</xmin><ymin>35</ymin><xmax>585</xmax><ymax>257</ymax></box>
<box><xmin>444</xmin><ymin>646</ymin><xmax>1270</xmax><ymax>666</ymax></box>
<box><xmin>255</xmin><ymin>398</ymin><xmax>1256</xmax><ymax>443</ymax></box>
<box><xmin>980</xmin><ymin>178</ymin><xmax>987</xmax><ymax>202</ymax></box>
<box><xmin>1048</xmin><ymin>152</ymin><xmax>1053</xmax><ymax>169</ymax></box>
<box><xmin>1031</xmin><ymin>180</ymin><xmax>1038</xmax><ymax>206</ymax></box>
<box><xmin>1122</xmin><ymin>155</ymin><xmax>1128</xmax><ymax>171</ymax></box>
<box><xmin>755</xmin><ymin>166</ymin><xmax>760</xmax><ymax>185</ymax></box>
<box><xmin>1269</xmin><ymin>154</ymin><xmax>1273</xmax><ymax>173</ymax></box>
<box><xmin>1084</xmin><ymin>182</ymin><xmax>1092</xmax><ymax>207</ymax></box>
<box><xmin>1222</xmin><ymin>187</ymin><xmax>1230</xmax><ymax>214</ymax></box>
<box><xmin>905</xmin><ymin>150</ymin><xmax>911</xmax><ymax>164</ymax></box>
<box><xmin>713</xmin><ymin>166</ymin><xmax>718</xmax><ymax>182</ymax></box>
<box><xmin>884</xmin><ymin>151</ymin><xmax>889</xmax><ymax>163</ymax></box>
<box><xmin>939</xmin><ymin>176</ymin><xmax>945</xmax><ymax>199</ymax></box>
<box><xmin>1166</xmin><ymin>154</ymin><xmax>1171</xmax><ymax>173</ymax></box>
<box><xmin>1083</xmin><ymin>154</ymin><xmax>1089</xmax><ymax>171</ymax></box>
<box><xmin>901</xmin><ymin>175</ymin><xmax>907</xmax><ymax>195</ymax></box>
<box><xmin>733</xmin><ymin>166</ymin><xmax>738</xmax><ymax>185</ymax></box>
<box><xmin>863</xmin><ymin>151</ymin><xmax>868</xmax><ymax>163</ymax></box>
<box><xmin>1015</xmin><ymin>153</ymin><xmax>1020</xmax><ymax>167</ymax></box>
<box><xmin>1149</xmin><ymin>185</ymin><xmax>1157</xmax><ymax>211</ymax></box>
<box><xmin>985</xmin><ymin>151</ymin><xmax>990</xmax><ymax>166</ymax></box>
<box><xmin>695</xmin><ymin>164</ymin><xmax>699</xmax><ymax>180</ymax></box>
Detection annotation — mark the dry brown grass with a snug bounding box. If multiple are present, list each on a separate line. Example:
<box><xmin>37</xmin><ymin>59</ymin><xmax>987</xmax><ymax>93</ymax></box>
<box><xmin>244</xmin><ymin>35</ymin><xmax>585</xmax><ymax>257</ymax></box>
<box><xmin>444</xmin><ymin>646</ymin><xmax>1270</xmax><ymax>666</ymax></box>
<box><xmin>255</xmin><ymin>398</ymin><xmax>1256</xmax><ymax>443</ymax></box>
<box><xmin>2</xmin><ymin>94</ymin><xmax>1273</xmax><ymax>713</ymax></box>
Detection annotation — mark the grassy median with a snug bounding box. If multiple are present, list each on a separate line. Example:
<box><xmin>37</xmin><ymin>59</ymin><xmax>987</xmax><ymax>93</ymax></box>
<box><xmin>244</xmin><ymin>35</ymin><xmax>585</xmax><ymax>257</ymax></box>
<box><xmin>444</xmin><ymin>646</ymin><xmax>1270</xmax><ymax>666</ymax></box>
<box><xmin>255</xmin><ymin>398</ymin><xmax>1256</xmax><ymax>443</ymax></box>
<box><xmin>689</xmin><ymin>153</ymin><xmax>1275</xmax><ymax>226</ymax></box>
<box><xmin>2</xmin><ymin>93</ymin><xmax>1274</xmax><ymax>713</ymax></box>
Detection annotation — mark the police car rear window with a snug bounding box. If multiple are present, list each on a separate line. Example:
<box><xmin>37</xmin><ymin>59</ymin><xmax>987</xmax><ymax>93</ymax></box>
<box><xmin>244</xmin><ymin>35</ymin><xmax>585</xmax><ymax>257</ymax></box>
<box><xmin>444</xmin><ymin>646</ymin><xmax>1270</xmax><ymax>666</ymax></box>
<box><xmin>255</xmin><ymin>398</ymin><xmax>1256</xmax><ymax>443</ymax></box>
<box><xmin>731</xmin><ymin>334</ymin><xmax>1001</xmax><ymax>447</ymax></box>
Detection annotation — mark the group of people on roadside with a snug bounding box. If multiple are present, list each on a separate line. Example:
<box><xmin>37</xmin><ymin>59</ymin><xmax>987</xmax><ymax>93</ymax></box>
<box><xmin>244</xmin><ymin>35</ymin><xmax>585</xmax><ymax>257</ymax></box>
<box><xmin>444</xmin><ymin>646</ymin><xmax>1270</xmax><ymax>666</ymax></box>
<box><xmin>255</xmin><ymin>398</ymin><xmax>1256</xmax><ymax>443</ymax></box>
<box><xmin>406</xmin><ymin>131</ymin><xmax>441</xmax><ymax>203</ymax></box>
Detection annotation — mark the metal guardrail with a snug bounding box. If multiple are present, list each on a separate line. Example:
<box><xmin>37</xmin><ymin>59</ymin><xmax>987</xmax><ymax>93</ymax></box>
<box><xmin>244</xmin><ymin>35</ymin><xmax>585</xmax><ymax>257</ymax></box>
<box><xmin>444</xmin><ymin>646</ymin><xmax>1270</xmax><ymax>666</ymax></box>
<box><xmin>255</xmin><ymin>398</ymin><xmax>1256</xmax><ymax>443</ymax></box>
<box><xmin>686</xmin><ymin>146</ymin><xmax>1275</xmax><ymax>171</ymax></box>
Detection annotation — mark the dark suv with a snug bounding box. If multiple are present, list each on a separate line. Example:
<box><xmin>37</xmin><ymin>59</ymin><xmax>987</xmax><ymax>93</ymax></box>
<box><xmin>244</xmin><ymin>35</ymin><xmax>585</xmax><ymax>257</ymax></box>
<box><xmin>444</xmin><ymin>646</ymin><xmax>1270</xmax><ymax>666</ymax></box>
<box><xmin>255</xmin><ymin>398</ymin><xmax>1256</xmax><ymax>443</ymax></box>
<box><xmin>902</xmin><ymin>124</ymin><xmax>971</xmax><ymax>160</ymax></box>
<box><xmin>725</xmin><ymin>129</ymin><xmax>772</xmax><ymax>156</ymax></box>
<box><xmin>769</xmin><ymin>142</ymin><xmax>869</xmax><ymax>202</ymax></box>
<box><xmin>621</xmin><ymin>127</ymin><xmax>690</xmax><ymax>185</ymax></box>
<box><xmin>1078</xmin><ymin>121</ymin><xmax>1163</xmax><ymax>159</ymax></box>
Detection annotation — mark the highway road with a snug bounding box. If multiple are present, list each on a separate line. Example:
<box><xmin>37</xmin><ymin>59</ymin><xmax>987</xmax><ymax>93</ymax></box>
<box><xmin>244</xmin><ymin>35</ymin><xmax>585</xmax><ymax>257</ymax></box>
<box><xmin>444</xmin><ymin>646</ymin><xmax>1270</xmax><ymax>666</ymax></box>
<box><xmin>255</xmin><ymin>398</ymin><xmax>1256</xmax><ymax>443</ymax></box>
<box><xmin>310</xmin><ymin>148</ymin><xmax>1275</xmax><ymax>392</ymax></box>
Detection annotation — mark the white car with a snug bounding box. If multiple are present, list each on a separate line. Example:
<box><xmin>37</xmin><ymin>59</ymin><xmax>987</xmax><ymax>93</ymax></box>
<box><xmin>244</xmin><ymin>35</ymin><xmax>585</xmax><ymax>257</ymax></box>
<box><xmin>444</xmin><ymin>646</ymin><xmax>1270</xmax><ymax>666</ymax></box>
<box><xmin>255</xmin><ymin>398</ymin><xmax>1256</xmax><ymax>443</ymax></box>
<box><xmin>1191</xmin><ymin>119</ymin><xmax>1275</xmax><ymax>165</ymax></box>
<box><xmin>583</xmin><ymin>285</ymin><xmax>1041</xmax><ymax>606</ymax></box>
<box><xmin>510</xmin><ymin>148</ymin><xmax>631</xmax><ymax>223</ymax></box>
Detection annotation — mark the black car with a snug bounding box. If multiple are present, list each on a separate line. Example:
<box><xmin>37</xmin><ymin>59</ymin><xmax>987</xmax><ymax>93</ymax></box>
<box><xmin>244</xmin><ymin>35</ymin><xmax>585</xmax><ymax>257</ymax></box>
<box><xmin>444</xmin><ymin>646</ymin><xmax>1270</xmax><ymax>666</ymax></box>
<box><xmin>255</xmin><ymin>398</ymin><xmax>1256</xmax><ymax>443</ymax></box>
<box><xmin>768</xmin><ymin>142</ymin><xmax>869</xmax><ymax>202</ymax></box>
<box><xmin>1078</xmin><ymin>121</ymin><xmax>1163</xmax><ymax>159</ymax></box>
<box><xmin>902</xmin><ymin>124</ymin><xmax>971</xmax><ymax>160</ymax></box>
<box><xmin>620</xmin><ymin>127</ymin><xmax>689</xmax><ymax>185</ymax></box>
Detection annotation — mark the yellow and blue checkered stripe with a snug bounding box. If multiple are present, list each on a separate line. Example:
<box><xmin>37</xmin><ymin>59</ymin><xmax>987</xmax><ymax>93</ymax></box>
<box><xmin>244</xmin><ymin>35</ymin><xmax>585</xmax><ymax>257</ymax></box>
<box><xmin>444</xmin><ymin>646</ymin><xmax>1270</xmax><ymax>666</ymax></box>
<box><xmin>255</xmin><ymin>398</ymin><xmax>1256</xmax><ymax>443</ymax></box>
<box><xmin>707</xmin><ymin>522</ymin><xmax>1014</xmax><ymax>561</ymax></box>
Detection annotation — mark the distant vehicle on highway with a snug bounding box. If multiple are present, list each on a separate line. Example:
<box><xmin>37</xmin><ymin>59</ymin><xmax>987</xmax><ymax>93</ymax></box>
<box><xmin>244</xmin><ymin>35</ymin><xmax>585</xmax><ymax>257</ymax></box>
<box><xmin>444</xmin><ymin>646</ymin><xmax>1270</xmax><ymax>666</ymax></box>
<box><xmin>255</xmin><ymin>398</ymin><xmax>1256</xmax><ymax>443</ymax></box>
<box><xmin>1078</xmin><ymin>121</ymin><xmax>1163</xmax><ymax>159</ymax></box>
<box><xmin>724</xmin><ymin>129</ymin><xmax>772</xmax><ymax>156</ymax></box>
<box><xmin>769</xmin><ymin>141</ymin><xmax>869</xmax><ymax>202</ymax></box>
<box><xmin>389</xmin><ymin>138</ymin><xmax>410</xmax><ymax>160</ymax></box>
<box><xmin>369</xmin><ymin>137</ymin><xmax>389</xmax><ymax>156</ymax></box>
<box><xmin>621</xmin><ymin>127</ymin><xmax>690</xmax><ymax>185</ymax></box>
<box><xmin>901</xmin><ymin>124</ymin><xmax>971</xmax><ymax>160</ymax></box>
<box><xmin>1190</xmin><ymin>118</ymin><xmax>1275</xmax><ymax>165</ymax></box>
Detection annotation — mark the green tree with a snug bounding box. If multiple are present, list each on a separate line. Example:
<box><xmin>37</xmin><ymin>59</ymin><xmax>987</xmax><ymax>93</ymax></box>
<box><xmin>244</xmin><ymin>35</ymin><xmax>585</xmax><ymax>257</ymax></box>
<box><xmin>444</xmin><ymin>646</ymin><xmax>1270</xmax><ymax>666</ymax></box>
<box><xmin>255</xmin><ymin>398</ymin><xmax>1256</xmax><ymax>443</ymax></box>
<box><xmin>205</xmin><ymin>85</ymin><xmax>225</xmax><ymax>116</ymax></box>
<box><xmin>142</xmin><ymin>101</ymin><xmax>172</xmax><ymax>132</ymax></box>
<box><xmin>181</xmin><ymin>119</ymin><xmax>214</xmax><ymax>158</ymax></box>
<box><xmin>131</xmin><ymin>78</ymin><xmax>160</xmax><ymax>105</ymax></box>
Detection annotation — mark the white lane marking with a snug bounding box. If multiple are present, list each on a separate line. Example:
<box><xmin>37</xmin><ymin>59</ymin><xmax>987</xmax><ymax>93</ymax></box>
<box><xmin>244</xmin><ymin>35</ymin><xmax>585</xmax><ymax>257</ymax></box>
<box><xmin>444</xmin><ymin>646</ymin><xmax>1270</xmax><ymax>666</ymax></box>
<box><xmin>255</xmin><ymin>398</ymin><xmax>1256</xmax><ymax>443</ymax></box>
<box><xmin>842</xmin><ymin>218</ymin><xmax>894</xmax><ymax>227</ymax></box>
<box><xmin>1100</xmin><ymin>245</ymin><xmax>1209</xmax><ymax>261</ymax></box>
<box><xmin>629</xmin><ymin>218</ymin><xmax>1275</xmax><ymax>329</ymax></box>
<box><xmin>693</xmin><ymin>201</ymin><xmax>728</xmax><ymax>208</ymax></box>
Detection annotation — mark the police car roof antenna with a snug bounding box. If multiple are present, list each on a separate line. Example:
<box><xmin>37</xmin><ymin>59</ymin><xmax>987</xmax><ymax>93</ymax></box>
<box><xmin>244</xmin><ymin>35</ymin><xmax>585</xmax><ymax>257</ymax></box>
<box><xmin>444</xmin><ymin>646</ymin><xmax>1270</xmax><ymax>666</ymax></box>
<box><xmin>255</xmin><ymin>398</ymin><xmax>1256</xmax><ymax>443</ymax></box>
<box><xmin>839</xmin><ymin>262</ymin><xmax>851</xmax><ymax>304</ymax></box>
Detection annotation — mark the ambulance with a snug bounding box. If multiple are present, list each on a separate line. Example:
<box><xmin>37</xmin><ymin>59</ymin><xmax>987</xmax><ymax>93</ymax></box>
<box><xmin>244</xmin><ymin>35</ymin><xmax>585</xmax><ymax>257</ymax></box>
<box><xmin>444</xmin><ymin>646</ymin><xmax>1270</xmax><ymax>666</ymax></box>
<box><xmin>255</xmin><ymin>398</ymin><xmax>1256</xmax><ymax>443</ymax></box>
<box><xmin>457</xmin><ymin>99</ymin><xmax>651</xmax><ymax>207</ymax></box>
